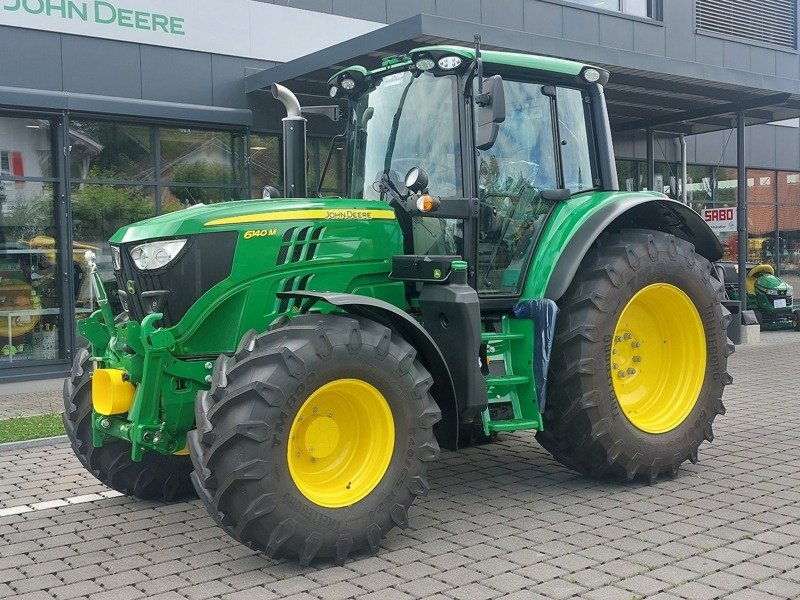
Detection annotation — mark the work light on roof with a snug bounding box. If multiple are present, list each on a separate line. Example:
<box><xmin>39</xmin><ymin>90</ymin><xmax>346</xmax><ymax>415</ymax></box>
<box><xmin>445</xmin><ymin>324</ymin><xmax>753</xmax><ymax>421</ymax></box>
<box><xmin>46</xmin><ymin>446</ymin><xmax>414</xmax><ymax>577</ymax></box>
<box><xmin>415</xmin><ymin>57</ymin><xmax>436</xmax><ymax>71</ymax></box>
<box><xmin>582</xmin><ymin>68</ymin><xmax>601</xmax><ymax>83</ymax></box>
<box><xmin>340</xmin><ymin>77</ymin><xmax>356</xmax><ymax>91</ymax></box>
<box><xmin>328</xmin><ymin>85</ymin><xmax>338</xmax><ymax>97</ymax></box>
<box><xmin>437</xmin><ymin>55</ymin><xmax>463</xmax><ymax>70</ymax></box>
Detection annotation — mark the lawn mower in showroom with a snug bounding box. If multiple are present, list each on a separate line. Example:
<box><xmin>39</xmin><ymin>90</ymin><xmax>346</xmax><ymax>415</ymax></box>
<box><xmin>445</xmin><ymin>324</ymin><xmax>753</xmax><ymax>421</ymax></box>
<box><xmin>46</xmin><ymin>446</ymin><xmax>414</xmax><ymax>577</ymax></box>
<box><xmin>717</xmin><ymin>261</ymin><xmax>798</xmax><ymax>330</ymax></box>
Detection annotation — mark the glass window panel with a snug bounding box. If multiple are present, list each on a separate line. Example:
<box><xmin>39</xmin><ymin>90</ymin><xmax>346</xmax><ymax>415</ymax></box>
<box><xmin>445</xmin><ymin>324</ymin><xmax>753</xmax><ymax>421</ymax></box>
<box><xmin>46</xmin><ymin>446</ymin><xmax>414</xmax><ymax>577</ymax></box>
<box><xmin>350</xmin><ymin>71</ymin><xmax>462</xmax><ymax>200</ymax></box>
<box><xmin>70</xmin><ymin>184</ymin><xmax>155</xmax><ymax>312</ymax></box>
<box><xmin>0</xmin><ymin>182</ymin><xmax>64</xmax><ymax>364</ymax></box>
<box><xmin>0</xmin><ymin>116</ymin><xmax>54</xmax><ymax>179</ymax></box>
<box><xmin>779</xmin><ymin>208</ymin><xmax>800</xmax><ymax>290</ymax></box>
<box><xmin>778</xmin><ymin>170</ymin><xmax>800</xmax><ymax>204</ymax></box>
<box><xmin>69</xmin><ymin>121</ymin><xmax>154</xmax><ymax>182</ymax></box>
<box><xmin>556</xmin><ymin>87</ymin><xmax>599</xmax><ymax>193</ymax></box>
<box><xmin>616</xmin><ymin>160</ymin><xmax>641</xmax><ymax>192</ymax></box>
<box><xmin>748</xmin><ymin>203</ymin><xmax>777</xmax><ymax>267</ymax></box>
<box><xmin>747</xmin><ymin>170</ymin><xmax>777</xmax><ymax>266</ymax></box>
<box><xmin>249</xmin><ymin>134</ymin><xmax>281</xmax><ymax>198</ymax></box>
<box><xmin>477</xmin><ymin>80</ymin><xmax>560</xmax><ymax>294</ymax></box>
<box><xmin>310</xmin><ymin>136</ymin><xmax>346</xmax><ymax>197</ymax></box>
<box><xmin>160</xmin><ymin>127</ymin><xmax>244</xmax><ymax>185</ymax></box>
<box><xmin>622</xmin><ymin>0</ymin><xmax>649</xmax><ymax>16</ymax></box>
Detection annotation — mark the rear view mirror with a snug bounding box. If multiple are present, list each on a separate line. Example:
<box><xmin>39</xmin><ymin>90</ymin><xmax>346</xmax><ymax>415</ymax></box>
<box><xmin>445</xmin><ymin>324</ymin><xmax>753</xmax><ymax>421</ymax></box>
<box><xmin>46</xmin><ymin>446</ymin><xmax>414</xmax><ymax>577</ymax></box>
<box><xmin>476</xmin><ymin>75</ymin><xmax>505</xmax><ymax>151</ymax></box>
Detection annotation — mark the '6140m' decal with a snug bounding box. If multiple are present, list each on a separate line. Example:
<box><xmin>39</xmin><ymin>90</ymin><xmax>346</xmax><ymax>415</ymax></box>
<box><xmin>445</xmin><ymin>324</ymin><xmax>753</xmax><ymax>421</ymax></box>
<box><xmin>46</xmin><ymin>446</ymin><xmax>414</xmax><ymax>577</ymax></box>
<box><xmin>243</xmin><ymin>229</ymin><xmax>278</xmax><ymax>239</ymax></box>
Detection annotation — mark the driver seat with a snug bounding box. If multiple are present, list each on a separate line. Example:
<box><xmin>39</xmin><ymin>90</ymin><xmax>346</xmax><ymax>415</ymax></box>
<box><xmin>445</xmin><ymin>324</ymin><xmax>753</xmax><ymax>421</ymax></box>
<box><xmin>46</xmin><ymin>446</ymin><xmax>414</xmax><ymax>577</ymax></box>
<box><xmin>746</xmin><ymin>263</ymin><xmax>774</xmax><ymax>296</ymax></box>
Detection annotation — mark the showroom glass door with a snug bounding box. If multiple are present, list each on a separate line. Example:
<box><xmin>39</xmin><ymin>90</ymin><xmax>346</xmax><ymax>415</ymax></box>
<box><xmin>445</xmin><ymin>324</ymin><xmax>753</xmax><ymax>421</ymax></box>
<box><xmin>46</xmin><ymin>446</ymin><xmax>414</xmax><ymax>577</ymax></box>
<box><xmin>0</xmin><ymin>112</ymin><xmax>67</xmax><ymax>368</ymax></box>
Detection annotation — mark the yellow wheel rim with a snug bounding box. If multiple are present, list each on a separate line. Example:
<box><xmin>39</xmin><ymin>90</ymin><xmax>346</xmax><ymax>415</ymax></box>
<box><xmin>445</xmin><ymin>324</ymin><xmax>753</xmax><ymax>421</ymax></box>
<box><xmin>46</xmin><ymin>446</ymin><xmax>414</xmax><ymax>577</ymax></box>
<box><xmin>287</xmin><ymin>378</ymin><xmax>395</xmax><ymax>508</ymax></box>
<box><xmin>611</xmin><ymin>283</ymin><xmax>706</xmax><ymax>434</ymax></box>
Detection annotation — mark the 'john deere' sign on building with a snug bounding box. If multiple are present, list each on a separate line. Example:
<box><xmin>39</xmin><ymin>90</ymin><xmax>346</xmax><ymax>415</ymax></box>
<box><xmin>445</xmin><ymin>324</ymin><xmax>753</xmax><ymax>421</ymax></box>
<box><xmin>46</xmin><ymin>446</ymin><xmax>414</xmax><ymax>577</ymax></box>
<box><xmin>3</xmin><ymin>0</ymin><xmax>185</xmax><ymax>34</ymax></box>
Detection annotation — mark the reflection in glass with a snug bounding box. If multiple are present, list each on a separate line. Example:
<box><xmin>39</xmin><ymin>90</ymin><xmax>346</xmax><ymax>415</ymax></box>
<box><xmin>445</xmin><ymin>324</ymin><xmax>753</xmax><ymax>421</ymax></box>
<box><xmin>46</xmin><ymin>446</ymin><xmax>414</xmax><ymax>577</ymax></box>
<box><xmin>69</xmin><ymin>121</ymin><xmax>153</xmax><ymax>182</ymax></box>
<box><xmin>70</xmin><ymin>184</ymin><xmax>155</xmax><ymax>313</ymax></box>
<box><xmin>249</xmin><ymin>134</ymin><xmax>281</xmax><ymax>198</ymax></box>
<box><xmin>160</xmin><ymin>127</ymin><xmax>243</xmax><ymax>184</ymax></box>
<box><xmin>0</xmin><ymin>183</ymin><xmax>62</xmax><ymax>363</ymax></box>
<box><xmin>0</xmin><ymin>117</ymin><xmax>54</xmax><ymax>178</ymax></box>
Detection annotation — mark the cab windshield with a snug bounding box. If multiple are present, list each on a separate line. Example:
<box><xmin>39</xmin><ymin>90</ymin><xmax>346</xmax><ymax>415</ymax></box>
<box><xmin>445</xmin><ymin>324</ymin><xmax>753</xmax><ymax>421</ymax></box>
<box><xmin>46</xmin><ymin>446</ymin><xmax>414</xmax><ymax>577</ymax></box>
<box><xmin>347</xmin><ymin>70</ymin><xmax>462</xmax><ymax>200</ymax></box>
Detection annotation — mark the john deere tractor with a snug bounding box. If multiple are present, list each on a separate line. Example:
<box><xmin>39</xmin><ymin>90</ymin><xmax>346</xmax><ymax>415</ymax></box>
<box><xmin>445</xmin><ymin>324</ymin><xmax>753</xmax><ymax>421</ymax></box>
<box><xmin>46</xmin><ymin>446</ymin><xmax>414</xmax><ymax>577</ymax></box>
<box><xmin>65</xmin><ymin>43</ymin><xmax>733</xmax><ymax>564</ymax></box>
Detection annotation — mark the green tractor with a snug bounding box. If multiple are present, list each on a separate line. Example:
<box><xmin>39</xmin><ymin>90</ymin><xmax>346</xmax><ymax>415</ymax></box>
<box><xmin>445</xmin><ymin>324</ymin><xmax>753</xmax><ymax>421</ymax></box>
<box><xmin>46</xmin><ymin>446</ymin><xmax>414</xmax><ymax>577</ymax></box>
<box><xmin>65</xmin><ymin>43</ymin><xmax>733</xmax><ymax>564</ymax></box>
<box><xmin>717</xmin><ymin>261</ymin><xmax>797</xmax><ymax>330</ymax></box>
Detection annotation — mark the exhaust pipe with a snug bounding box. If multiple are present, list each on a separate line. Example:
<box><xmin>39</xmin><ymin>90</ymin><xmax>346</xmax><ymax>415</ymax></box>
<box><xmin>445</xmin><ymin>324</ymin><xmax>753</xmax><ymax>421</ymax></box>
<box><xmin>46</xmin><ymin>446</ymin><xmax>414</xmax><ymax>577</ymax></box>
<box><xmin>271</xmin><ymin>83</ymin><xmax>307</xmax><ymax>198</ymax></box>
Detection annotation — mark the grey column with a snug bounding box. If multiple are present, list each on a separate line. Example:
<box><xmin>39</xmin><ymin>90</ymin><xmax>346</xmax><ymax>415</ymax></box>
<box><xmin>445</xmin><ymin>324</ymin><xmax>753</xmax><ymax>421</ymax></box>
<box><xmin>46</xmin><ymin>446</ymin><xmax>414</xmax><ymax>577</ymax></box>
<box><xmin>737</xmin><ymin>110</ymin><xmax>747</xmax><ymax>322</ymax></box>
<box><xmin>646</xmin><ymin>128</ymin><xmax>655</xmax><ymax>191</ymax></box>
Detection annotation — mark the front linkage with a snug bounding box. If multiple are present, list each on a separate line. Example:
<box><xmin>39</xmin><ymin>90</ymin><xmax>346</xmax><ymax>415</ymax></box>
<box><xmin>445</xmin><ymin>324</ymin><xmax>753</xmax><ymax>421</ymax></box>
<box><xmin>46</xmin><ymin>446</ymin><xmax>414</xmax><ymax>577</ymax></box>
<box><xmin>79</xmin><ymin>257</ymin><xmax>209</xmax><ymax>461</ymax></box>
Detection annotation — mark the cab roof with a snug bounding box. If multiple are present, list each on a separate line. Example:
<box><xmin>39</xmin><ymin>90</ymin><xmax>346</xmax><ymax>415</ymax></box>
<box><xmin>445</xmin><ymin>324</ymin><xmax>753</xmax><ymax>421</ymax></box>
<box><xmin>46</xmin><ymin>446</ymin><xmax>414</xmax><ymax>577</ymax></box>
<box><xmin>328</xmin><ymin>44</ymin><xmax>594</xmax><ymax>84</ymax></box>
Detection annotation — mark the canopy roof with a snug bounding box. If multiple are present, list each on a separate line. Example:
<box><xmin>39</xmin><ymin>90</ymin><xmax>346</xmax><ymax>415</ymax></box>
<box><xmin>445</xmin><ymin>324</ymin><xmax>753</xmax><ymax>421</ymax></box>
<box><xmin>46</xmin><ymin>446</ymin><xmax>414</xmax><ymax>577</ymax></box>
<box><xmin>245</xmin><ymin>13</ymin><xmax>800</xmax><ymax>135</ymax></box>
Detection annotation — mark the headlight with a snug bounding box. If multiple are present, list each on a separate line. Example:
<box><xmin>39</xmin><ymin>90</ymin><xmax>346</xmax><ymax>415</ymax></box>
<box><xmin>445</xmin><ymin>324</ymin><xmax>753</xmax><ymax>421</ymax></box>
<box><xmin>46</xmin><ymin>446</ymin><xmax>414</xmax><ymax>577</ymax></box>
<box><xmin>129</xmin><ymin>239</ymin><xmax>187</xmax><ymax>271</ymax></box>
<box><xmin>767</xmin><ymin>289</ymin><xmax>779</xmax><ymax>296</ymax></box>
<box><xmin>582</xmin><ymin>68</ymin><xmax>601</xmax><ymax>83</ymax></box>
<box><xmin>437</xmin><ymin>55</ymin><xmax>462</xmax><ymax>70</ymax></box>
<box><xmin>110</xmin><ymin>246</ymin><xmax>121</xmax><ymax>271</ymax></box>
<box><xmin>415</xmin><ymin>57</ymin><xmax>435</xmax><ymax>71</ymax></box>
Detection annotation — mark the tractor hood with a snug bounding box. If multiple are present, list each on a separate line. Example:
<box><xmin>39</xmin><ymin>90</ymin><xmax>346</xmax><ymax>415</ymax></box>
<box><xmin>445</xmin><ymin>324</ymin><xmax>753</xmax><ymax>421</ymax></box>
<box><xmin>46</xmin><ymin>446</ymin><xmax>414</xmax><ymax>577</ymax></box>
<box><xmin>756</xmin><ymin>273</ymin><xmax>792</xmax><ymax>294</ymax></box>
<box><xmin>109</xmin><ymin>198</ymin><xmax>396</xmax><ymax>244</ymax></box>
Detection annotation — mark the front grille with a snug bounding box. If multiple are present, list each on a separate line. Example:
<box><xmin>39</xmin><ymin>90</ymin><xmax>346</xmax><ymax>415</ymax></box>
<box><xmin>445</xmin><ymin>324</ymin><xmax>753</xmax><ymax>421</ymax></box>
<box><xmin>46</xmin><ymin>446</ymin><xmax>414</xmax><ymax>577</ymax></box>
<box><xmin>116</xmin><ymin>231</ymin><xmax>237</xmax><ymax>328</ymax></box>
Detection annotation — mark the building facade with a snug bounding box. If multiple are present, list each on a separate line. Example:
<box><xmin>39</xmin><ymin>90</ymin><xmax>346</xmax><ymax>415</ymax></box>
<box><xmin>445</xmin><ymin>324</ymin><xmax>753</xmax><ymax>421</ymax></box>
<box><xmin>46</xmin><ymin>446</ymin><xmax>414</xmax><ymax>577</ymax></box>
<box><xmin>0</xmin><ymin>0</ymin><xmax>798</xmax><ymax>380</ymax></box>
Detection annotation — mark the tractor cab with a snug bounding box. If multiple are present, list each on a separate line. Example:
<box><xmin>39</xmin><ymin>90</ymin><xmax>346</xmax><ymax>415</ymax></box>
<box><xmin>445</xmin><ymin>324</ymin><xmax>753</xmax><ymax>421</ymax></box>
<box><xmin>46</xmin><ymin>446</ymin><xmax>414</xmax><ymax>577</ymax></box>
<box><xmin>328</xmin><ymin>45</ymin><xmax>614</xmax><ymax>300</ymax></box>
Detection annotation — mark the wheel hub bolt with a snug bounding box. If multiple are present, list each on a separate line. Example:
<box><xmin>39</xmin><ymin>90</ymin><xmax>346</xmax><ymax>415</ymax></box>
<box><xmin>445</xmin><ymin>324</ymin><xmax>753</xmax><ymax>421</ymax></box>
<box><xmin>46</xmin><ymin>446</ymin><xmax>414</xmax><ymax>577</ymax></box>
<box><xmin>618</xmin><ymin>370</ymin><xmax>626</xmax><ymax>378</ymax></box>
<box><xmin>612</xmin><ymin>363</ymin><xmax>619</xmax><ymax>369</ymax></box>
<box><xmin>615</xmin><ymin>336</ymin><xmax>622</xmax><ymax>342</ymax></box>
<box><xmin>627</xmin><ymin>368</ymin><xmax>636</xmax><ymax>375</ymax></box>
<box><xmin>632</xmin><ymin>341</ymin><xmax>641</xmax><ymax>348</ymax></box>
<box><xmin>623</xmin><ymin>333</ymin><xmax>632</xmax><ymax>340</ymax></box>
<box><xmin>100</xmin><ymin>418</ymin><xmax>110</xmax><ymax>429</ymax></box>
<box><xmin>633</xmin><ymin>356</ymin><xmax>641</xmax><ymax>363</ymax></box>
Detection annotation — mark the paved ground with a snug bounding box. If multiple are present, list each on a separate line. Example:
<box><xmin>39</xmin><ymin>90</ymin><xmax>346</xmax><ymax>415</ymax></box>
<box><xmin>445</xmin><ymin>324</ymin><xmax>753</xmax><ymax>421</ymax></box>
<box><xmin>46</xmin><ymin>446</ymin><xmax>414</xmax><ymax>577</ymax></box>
<box><xmin>1</xmin><ymin>331</ymin><xmax>800</xmax><ymax>600</ymax></box>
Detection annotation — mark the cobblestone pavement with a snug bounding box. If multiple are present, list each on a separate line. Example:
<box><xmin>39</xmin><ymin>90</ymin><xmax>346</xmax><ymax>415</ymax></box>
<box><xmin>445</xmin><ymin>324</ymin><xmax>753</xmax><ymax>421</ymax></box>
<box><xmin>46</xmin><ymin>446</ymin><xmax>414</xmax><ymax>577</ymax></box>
<box><xmin>1</xmin><ymin>331</ymin><xmax>799</xmax><ymax>600</ymax></box>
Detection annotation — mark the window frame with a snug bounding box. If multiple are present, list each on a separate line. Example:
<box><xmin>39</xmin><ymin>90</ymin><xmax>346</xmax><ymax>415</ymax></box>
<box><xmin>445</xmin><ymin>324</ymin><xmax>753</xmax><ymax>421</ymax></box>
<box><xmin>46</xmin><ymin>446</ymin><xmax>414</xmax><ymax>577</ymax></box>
<box><xmin>558</xmin><ymin>0</ymin><xmax>662</xmax><ymax>20</ymax></box>
<box><xmin>471</xmin><ymin>75</ymin><xmax>601</xmax><ymax>298</ymax></box>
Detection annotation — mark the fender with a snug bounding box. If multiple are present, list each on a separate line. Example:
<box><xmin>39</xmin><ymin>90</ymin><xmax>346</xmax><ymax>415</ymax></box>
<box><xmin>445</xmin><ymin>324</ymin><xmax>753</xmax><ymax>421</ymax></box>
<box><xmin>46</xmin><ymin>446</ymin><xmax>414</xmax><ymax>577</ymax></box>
<box><xmin>276</xmin><ymin>291</ymin><xmax>461</xmax><ymax>450</ymax></box>
<box><xmin>523</xmin><ymin>192</ymin><xmax>723</xmax><ymax>301</ymax></box>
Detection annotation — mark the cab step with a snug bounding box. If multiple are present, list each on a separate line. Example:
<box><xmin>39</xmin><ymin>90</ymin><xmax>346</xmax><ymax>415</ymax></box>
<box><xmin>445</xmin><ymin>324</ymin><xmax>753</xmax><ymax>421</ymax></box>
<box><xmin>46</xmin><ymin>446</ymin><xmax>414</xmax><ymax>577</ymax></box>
<box><xmin>480</xmin><ymin>316</ymin><xmax>542</xmax><ymax>436</ymax></box>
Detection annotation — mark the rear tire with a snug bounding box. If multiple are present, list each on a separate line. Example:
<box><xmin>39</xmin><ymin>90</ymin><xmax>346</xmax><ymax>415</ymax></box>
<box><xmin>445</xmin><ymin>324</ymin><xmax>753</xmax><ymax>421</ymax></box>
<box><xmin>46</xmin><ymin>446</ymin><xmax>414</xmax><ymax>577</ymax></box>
<box><xmin>537</xmin><ymin>230</ymin><xmax>733</xmax><ymax>482</ymax></box>
<box><xmin>62</xmin><ymin>348</ymin><xmax>197</xmax><ymax>502</ymax></box>
<box><xmin>189</xmin><ymin>313</ymin><xmax>440</xmax><ymax>564</ymax></box>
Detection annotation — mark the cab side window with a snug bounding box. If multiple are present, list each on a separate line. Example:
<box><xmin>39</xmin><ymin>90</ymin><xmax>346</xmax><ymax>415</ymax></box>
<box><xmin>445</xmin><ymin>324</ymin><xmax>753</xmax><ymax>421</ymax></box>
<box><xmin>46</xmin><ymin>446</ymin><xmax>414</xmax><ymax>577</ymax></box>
<box><xmin>477</xmin><ymin>80</ymin><xmax>559</xmax><ymax>294</ymax></box>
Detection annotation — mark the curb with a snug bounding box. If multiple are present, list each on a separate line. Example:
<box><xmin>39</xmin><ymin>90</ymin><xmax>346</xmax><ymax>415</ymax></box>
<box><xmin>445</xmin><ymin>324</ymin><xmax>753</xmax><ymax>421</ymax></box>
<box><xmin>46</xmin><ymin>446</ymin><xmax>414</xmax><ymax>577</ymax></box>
<box><xmin>0</xmin><ymin>435</ymin><xmax>68</xmax><ymax>452</ymax></box>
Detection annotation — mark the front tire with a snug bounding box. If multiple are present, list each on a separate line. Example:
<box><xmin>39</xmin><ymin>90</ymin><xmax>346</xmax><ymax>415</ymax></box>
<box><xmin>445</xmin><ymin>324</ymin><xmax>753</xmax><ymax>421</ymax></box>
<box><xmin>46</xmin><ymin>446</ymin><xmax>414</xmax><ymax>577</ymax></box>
<box><xmin>188</xmin><ymin>313</ymin><xmax>440</xmax><ymax>564</ymax></box>
<box><xmin>537</xmin><ymin>230</ymin><xmax>733</xmax><ymax>482</ymax></box>
<box><xmin>62</xmin><ymin>348</ymin><xmax>197</xmax><ymax>501</ymax></box>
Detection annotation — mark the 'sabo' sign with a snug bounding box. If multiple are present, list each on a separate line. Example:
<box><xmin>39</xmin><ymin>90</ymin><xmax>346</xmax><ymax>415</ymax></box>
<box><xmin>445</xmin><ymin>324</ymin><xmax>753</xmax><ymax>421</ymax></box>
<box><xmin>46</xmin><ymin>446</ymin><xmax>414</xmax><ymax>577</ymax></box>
<box><xmin>703</xmin><ymin>207</ymin><xmax>737</xmax><ymax>233</ymax></box>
